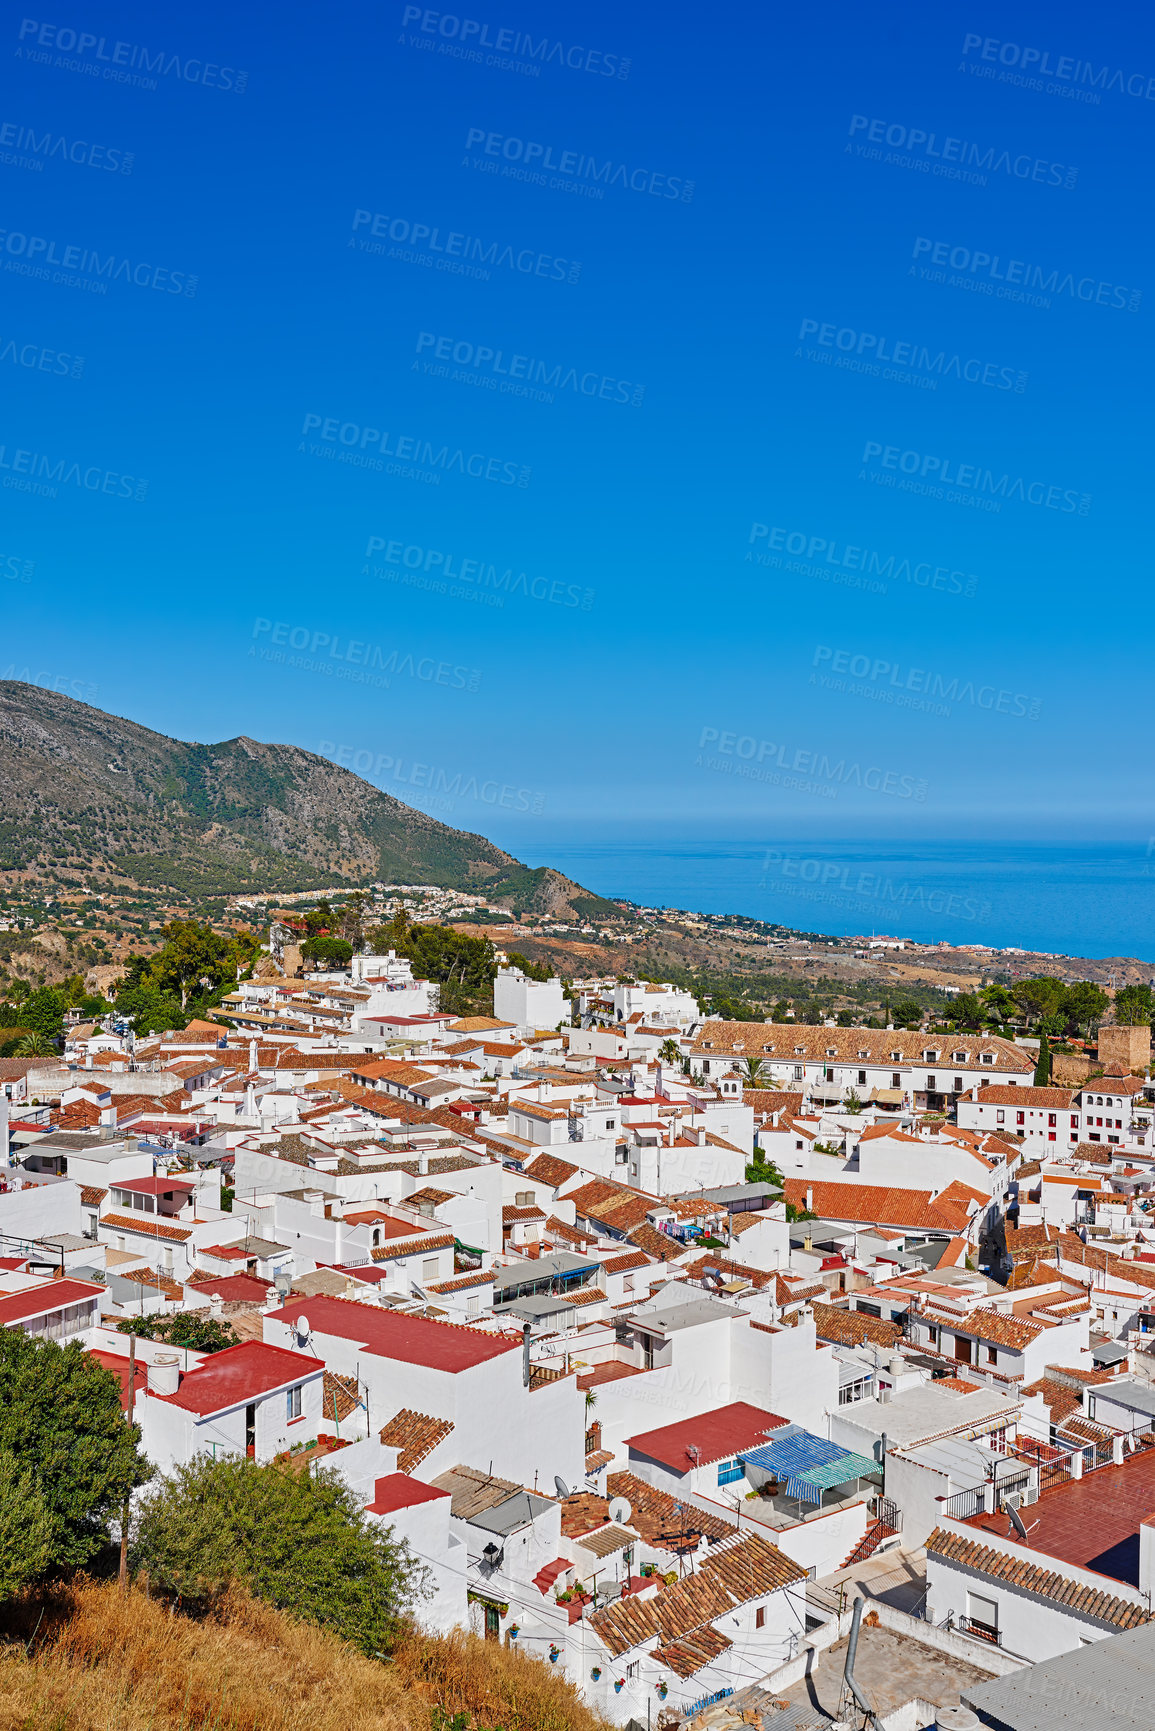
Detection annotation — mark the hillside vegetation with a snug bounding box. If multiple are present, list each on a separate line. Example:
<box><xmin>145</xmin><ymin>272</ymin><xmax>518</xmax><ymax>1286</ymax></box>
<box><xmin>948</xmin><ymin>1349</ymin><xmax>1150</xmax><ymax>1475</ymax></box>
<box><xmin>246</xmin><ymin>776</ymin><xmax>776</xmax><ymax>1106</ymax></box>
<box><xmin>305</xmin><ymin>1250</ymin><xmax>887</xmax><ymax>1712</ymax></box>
<box><xmin>0</xmin><ymin>1581</ymin><xmax>610</xmax><ymax>1731</ymax></box>
<box><xmin>0</xmin><ymin>682</ymin><xmax>610</xmax><ymax>919</ymax></box>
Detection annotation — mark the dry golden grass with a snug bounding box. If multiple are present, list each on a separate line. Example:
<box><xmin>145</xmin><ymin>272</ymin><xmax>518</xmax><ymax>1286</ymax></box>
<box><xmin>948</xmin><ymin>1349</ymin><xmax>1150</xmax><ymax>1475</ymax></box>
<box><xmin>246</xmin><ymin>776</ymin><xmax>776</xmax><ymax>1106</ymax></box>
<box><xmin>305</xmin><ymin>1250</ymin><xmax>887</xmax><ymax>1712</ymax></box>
<box><xmin>0</xmin><ymin>1582</ymin><xmax>610</xmax><ymax>1731</ymax></box>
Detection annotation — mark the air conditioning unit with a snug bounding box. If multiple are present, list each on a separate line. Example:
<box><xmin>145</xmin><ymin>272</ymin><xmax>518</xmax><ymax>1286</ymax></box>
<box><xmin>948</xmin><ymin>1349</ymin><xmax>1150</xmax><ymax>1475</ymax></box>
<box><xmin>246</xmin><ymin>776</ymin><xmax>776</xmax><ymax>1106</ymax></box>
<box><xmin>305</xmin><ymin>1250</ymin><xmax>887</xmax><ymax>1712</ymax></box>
<box><xmin>1022</xmin><ymin>1486</ymin><xmax>1038</xmax><ymax>1506</ymax></box>
<box><xmin>1001</xmin><ymin>1490</ymin><xmax>1022</xmax><ymax>1511</ymax></box>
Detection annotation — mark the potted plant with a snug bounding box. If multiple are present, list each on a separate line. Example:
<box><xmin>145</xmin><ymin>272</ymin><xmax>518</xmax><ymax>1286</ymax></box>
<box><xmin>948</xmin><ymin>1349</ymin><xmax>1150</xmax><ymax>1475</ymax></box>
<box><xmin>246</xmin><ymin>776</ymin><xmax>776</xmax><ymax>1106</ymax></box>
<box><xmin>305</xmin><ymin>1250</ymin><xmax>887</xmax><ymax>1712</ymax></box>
<box><xmin>657</xmin><ymin>1683</ymin><xmax>668</xmax><ymax>1700</ymax></box>
<box><xmin>590</xmin><ymin>1667</ymin><xmax>602</xmax><ymax>1681</ymax></box>
<box><xmin>508</xmin><ymin>1625</ymin><xmax>520</xmax><ymax>1639</ymax></box>
<box><xmin>549</xmin><ymin>1644</ymin><xmax>561</xmax><ymax>1663</ymax></box>
<box><xmin>614</xmin><ymin>1679</ymin><xmax>625</xmax><ymax>1694</ymax></box>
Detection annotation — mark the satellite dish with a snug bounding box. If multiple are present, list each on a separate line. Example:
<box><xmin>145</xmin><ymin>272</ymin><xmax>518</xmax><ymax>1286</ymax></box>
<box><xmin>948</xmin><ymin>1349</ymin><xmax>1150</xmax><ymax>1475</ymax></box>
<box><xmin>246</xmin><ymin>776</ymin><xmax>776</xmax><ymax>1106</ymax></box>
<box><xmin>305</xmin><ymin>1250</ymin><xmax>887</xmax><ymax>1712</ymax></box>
<box><xmin>1006</xmin><ymin>1502</ymin><xmax>1029</xmax><ymax>1541</ymax></box>
<box><xmin>608</xmin><ymin>1496</ymin><xmax>632</xmax><ymax>1526</ymax></box>
<box><xmin>296</xmin><ymin>1314</ymin><xmax>311</xmax><ymax>1346</ymax></box>
<box><xmin>554</xmin><ymin>1476</ymin><xmax>571</xmax><ymax>1500</ymax></box>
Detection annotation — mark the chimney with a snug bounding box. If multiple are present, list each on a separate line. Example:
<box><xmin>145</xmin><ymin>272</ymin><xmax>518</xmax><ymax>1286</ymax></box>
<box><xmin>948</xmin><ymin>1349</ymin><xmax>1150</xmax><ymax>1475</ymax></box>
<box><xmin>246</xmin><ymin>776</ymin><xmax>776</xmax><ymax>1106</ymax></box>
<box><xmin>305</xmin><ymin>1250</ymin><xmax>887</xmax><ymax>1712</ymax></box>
<box><xmin>522</xmin><ymin>1322</ymin><xmax>533</xmax><ymax>1388</ymax></box>
<box><xmin>805</xmin><ymin>1186</ymin><xmax>813</xmax><ymax>1213</ymax></box>
<box><xmin>249</xmin><ymin>1038</ymin><xmax>258</xmax><ymax>1071</ymax></box>
<box><xmin>148</xmin><ymin>1354</ymin><xmax>180</xmax><ymax>1396</ymax></box>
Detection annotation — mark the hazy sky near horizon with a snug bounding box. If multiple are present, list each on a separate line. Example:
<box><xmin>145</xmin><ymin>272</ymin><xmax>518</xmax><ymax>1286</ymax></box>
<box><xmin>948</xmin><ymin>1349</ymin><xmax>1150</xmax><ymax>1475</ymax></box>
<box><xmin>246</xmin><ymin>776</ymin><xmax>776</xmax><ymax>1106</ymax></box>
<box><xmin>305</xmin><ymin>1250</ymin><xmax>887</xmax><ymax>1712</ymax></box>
<box><xmin>3</xmin><ymin>0</ymin><xmax>1154</xmax><ymax>843</ymax></box>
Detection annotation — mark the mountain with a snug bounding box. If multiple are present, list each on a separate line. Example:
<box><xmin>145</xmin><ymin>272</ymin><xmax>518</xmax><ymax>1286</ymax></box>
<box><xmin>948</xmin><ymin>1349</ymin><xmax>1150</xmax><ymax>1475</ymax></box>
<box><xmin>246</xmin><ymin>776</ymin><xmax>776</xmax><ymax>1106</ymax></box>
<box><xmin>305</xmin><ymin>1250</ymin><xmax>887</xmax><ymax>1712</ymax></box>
<box><xmin>0</xmin><ymin>682</ymin><xmax>615</xmax><ymax>918</ymax></box>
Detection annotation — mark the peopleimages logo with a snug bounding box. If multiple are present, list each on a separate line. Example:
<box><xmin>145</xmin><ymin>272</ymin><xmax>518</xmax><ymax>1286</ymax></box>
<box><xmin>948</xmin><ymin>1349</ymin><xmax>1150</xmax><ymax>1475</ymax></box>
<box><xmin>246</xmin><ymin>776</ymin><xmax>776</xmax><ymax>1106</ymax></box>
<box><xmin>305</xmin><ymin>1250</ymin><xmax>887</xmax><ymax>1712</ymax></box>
<box><xmin>0</xmin><ymin>227</ymin><xmax>196</xmax><ymax>294</ymax></box>
<box><xmin>910</xmin><ymin>238</ymin><xmax>1141</xmax><ymax>312</ymax></box>
<box><xmin>15</xmin><ymin>18</ymin><xmax>247</xmax><ymax>91</ymax></box>
<box><xmin>300</xmin><ymin>414</ymin><xmax>530</xmax><ymax>487</ymax></box>
<box><xmin>0</xmin><ymin>119</ymin><xmax>133</xmax><ymax>172</ymax></box>
<box><xmin>746</xmin><ymin>525</ymin><xmax>978</xmax><ymax>597</ymax></box>
<box><xmin>798</xmin><ymin>317</ymin><xmax>1027</xmax><ymax>391</ymax></box>
<box><xmin>960</xmin><ymin>33</ymin><xmax>1155</xmax><ymax>102</ymax></box>
<box><xmin>364</xmin><ymin>536</ymin><xmax>594</xmax><ymax>611</ymax></box>
<box><xmin>0</xmin><ymin>438</ymin><xmax>147</xmax><ymax>500</ymax></box>
<box><xmin>464</xmin><ymin>127</ymin><xmax>693</xmax><ymax>201</ymax></box>
<box><xmin>400</xmin><ymin>8</ymin><xmax>630</xmax><ymax>79</ymax></box>
<box><xmin>847</xmin><ymin>114</ymin><xmax>1077</xmax><ymax>188</ymax></box>
<box><xmin>812</xmin><ymin>646</ymin><xmax>1042</xmax><ymax>720</ymax></box>
<box><xmin>697</xmin><ymin>727</ymin><xmax>927</xmax><ymax>801</ymax></box>
<box><xmin>351</xmin><ymin>209</ymin><xmax>581</xmax><ymax>284</ymax></box>
<box><xmin>415</xmin><ymin>331</ymin><xmax>644</xmax><ymax>406</ymax></box>
<box><xmin>860</xmin><ymin>440</ymin><xmax>1091</xmax><ymax>514</ymax></box>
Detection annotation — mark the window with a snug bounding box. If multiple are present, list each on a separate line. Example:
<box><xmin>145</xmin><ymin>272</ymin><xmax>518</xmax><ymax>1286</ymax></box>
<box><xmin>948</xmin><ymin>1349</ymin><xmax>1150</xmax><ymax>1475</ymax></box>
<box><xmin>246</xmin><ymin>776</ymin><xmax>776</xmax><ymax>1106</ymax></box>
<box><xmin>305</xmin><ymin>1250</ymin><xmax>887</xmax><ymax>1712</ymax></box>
<box><xmin>996</xmin><ymin>1110</ymin><xmax>1005</xmax><ymax>1125</ymax></box>
<box><xmin>926</xmin><ymin>1075</ymin><xmax>936</xmax><ymax>1092</ymax></box>
<box><xmin>986</xmin><ymin>1345</ymin><xmax>997</xmax><ymax>1365</ymax></box>
<box><xmin>891</xmin><ymin>1073</ymin><xmax>901</xmax><ymax>1088</ymax></box>
<box><xmin>1016</xmin><ymin>1111</ymin><xmax>1025</xmax><ymax>1126</ymax></box>
<box><xmin>839</xmin><ymin>1375</ymin><xmax>872</xmax><ymax>1405</ymax></box>
<box><xmin>952</xmin><ymin>1051</ymin><xmax>966</xmax><ymax>1062</ymax></box>
<box><xmin>982</xmin><ymin>1053</ymin><xmax>994</xmax><ymax>1064</ymax></box>
<box><xmin>422</xmin><ymin>1258</ymin><xmax>438</xmax><ymax>1281</ymax></box>
<box><xmin>626</xmin><ymin>1662</ymin><xmax>639</xmax><ymax>1681</ymax></box>
<box><xmin>794</xmin><ymin>1065</ymin><xmax>803</xmax><ymax>1081</ymax></box>
<box><xmin>605</xmin><ymin>1119</ymin><xmax>614</xmax><ymax>1129</ymax></box>
<box><xmin>717</xmin><ymin>1458</ymin><xmax>744</xmax><ymax>1485</ymax></box>
<box><xmin>755</xmin><ymin>1606</ymin><xmax>766</xmax><ymax>1629</ymax></box>
<box><xmin>953</xmin><ymin>1077</ymin><xmax>963</xmax><ymax>1093</ymax></box>
<box><xmin>1048</xmin><ymin>1113</ymin><xmax>1056</xmax><ymax>1128</ymax></box>
<box><xmin>467</xmin><ymin>1295</ymin><xmax>481</xmax><ymax>1318</ymax></box>
<box><xmin>966</xmin><ymin>1592</ymin><xmax>999</xmax><ymax>1642</ymax></box>
<box><xmin>286</xmin><ymin>1385</ymin><xmax>302</xmax><ymax>1420</ymax></box>
<box><xmin>858</xmin><ymin>1070</ymin><xmax>867</xmax><ymax>1085</ymax></box>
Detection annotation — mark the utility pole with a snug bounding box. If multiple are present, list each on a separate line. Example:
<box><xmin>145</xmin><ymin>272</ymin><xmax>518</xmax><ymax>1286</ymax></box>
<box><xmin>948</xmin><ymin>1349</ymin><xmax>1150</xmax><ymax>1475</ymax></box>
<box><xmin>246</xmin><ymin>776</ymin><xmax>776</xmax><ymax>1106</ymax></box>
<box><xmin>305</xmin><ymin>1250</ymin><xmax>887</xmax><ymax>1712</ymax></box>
<box><xmin>118</xmin><ymin>1331</ymin><xmax>136</xmax><ymax>1592</ymax></box>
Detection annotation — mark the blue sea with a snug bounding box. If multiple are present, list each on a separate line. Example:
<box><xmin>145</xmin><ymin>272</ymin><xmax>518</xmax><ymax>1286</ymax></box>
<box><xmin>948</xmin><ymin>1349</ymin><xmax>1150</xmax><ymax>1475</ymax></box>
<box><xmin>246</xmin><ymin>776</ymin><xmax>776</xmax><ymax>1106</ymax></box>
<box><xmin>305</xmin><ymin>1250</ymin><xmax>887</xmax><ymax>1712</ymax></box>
<box><xmin>488</xmin><ymin>834</ymin><xmax>1155</xmax><ymax>963</ymax></box>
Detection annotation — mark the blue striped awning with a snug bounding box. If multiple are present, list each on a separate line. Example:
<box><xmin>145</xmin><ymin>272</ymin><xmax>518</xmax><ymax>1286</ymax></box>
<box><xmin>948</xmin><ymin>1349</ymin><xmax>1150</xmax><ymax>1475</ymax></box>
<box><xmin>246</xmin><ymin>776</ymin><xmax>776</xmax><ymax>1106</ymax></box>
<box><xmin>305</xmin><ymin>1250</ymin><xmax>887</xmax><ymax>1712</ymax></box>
<box><xmin>740</xmin><ymin>1430</ymin><xmax>878</xmax><ymax>1503</ymax></box>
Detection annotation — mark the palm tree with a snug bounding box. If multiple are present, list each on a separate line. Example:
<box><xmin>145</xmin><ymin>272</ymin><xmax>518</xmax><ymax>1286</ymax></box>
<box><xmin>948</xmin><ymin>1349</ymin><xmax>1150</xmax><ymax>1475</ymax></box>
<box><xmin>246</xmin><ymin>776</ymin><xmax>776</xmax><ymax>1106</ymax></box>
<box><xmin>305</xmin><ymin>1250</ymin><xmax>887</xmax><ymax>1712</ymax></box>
<box><xmin>739</xmin><ymin>1056</ymin><xmax>767</xmax><ymax>1086</ymax></box>
<box><xmin>14</xmin><ymin>1033</ymin><xmax>53</xmax><ymax>1057</ymax></box>
<box><xmin>659</xmin><ymin>1039</ymin><xmax>682</xmax><ymax>1066</ymax></box>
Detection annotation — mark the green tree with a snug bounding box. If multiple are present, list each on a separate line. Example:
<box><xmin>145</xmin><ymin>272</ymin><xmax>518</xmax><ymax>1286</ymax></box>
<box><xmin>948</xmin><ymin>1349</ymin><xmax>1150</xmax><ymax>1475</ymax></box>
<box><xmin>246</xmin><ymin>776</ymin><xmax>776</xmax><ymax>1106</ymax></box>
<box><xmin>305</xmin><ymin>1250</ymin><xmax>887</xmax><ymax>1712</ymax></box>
<box><xmin>842</xmin><ymin>1087</ymin><xmax>864</xmax><ymax>1115</ymax></box>
<box><xmin>301</xmin><ymin>935</ymin><xmax>354</xmax><ymax>968</ymax></box>
<box><xmin>132</xmin><ymin>1454</ymin><xmax>424</xmax><ymax>1654</ymax></box>
<box><xmin>114</xmin><ymin>981</ymin><xmax>184</xmax><ymax>1036</ymax></box>
<box><xmin>117</xmin><ymin>1313</ymin><xmax>239</xmax><ymax>1354</ymax></box>
<box><xmin>891</xmin><ymin>998</ymin><xmax>924</xmax><ymax>1028</ymax></box>
<box><xmin>1012</xmin><ymin>978</ymin><xmax>1065</xmax><ymax>1029</ymax></box>
<box><xmin>19</xmin><ymin>986</ymin><xmax>65</xmax><ymax>1044</ymax></box>
<box><xmin>1114</xmin><ymin>985</ymin><xmax>1154</xmax><ymax>1026</ymax></box>
<box><xmin>1034</xmin><ymin>1031</ymin><xmax>1052</xmax><ymax>1086</ymax></box>
<box><xmin>739</xmin><ymin>1056</ymin><xmax>767</xmax><ymax>1085</ymax></box>
<box><xmin>950</xmin><ymin>993</ymin><xmax>987</xmax><ymax>1030</ymax></box>
<box><xmin>981</xmin><ymin>983</ymin><xmax>1017</xmax><ymax>1024</ymax></box>
<box><xmin>0</xmin><ymin>1450</ymin><xmax>53</xmax><ymax>1599</ymax></box>
<box><xmin>659</xmin><ymin>1038</ymin><xmax>682</xmax><ymax>1067</ymax></box>
<box><xmin>0</xmin><ymin>1329</ymin><xmax>149</xmax><ymax>1570</ymax></box>
<box><xmin>1059</xmin><ymin>980</ymin><xmax>1109</xmax><ymax>1038</ymax></box>
<box><xmin>149</xmin><ymin>919</ymin><xmax>234</xmax><ymax>1011</ymax></box>
<box><xmin>13</xmin><ymin>1032</ymin><xmax>54</xmax><ymax>1057</ymax></box>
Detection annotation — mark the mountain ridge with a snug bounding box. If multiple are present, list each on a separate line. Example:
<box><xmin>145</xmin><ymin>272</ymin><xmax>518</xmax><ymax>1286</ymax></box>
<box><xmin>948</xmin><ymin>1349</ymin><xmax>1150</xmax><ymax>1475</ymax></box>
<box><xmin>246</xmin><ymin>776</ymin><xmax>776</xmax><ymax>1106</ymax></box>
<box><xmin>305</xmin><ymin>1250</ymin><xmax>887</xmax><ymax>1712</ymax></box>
<box><xmin>0</xmin><ymin>682</ymin><xmax>613</xmax><ymax>918</ymax></box>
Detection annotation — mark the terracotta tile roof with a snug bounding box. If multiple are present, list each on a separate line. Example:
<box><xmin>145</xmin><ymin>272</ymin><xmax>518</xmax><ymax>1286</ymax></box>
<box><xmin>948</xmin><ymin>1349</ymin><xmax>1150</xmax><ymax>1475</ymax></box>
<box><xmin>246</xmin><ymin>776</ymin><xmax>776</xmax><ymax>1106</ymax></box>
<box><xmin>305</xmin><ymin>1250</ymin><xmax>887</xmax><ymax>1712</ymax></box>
<box><xmin>545</xmin><ymin>1216</ymin><xmax>603</xmax><ymax>1248</ymax></box>
<box><xmin>503</xmin><ymin>1205</ymin><xmax>546</xmax><ymax>1223</ymax></box>
<box><xmin>926</xmin><ymin>1526</ymin><xmax>1151</xmax><ymax>1630</ymax></box>
<box><xmin>605</xmin><ymin>1471</ymin><xmax>734</xmax><ymax>1554</ymax></box>
<box><xmin>585</xmin><ymin>1448</ymin><xmax>613</xmax><ymax>1471</ymax></box>
<box><xmin>369</xmin><ymin>1231</ymin><xmax>455</xmax><ymax>1261</ymax></box>
<box><xmin>811</xmin><ymin>1301</ymin><xmax>903</xmax><ymax>1348</ymax></box>
<box><xmin>426</xmin><ymin>1272</ymin><xmax>493</xmax><ymax>1294</ymax></box>
<box><xmin>322</xmin><ymin>1370</ymin><xmax>362</xmax><ymax>1424</ymax></box>
<box><xmin>561</xmin><ymin>1491</ymin><xmax>610</xmax><ymax>1539</ymax></box>
<box><xmin>973</xmin><ymin>1086</ymin><xmax>1075</xmax><ymax>1107</ymax></box>
<box><xmin>79</xmin><ymin>1185</ymin><xmax>107</xmax><ymax>1207</ymax></box>
<box><xmin>652</xmin><ymin>1624</ymin><xmax>733</xmax><ymax>1679</ymax></box>
<box><xmin>680</xmin><ymin>1251</ymin><xmax>773</xmax><ymax>1291</ymax></box>
<box><xmin>522</xmin><ymin>1152</ymin><xmax>580</xmax><ymax>1188</ymax></box>
<box><xmin>690</xmin><ymin>1022</ymin><xmax>1032</xmax><ymax>1071</ymax></box>
<box><xmin>379</xmin><ymin>1408</ymin><xmax>455</xmax><ymax>1474</ymax></box>
<box><xmin>560</xmin><ymin>1286</ymin><xmax>606</xmax><ymax>1307</ymax></box>
<box><xmin>589</xmin><ymin>1530</ymin><xmax>805</xmax><ymax>1658</ymax></box>
<box><xmin>626</xmin><ymin>1222</ymin><xmax>678</xmax><ymax>1261</ymax></box>
<box><xmin>920</xmin><ymin>1304</ymin><xmax>1043</xmax><ymax>1351</ymax></box>
<box><xmin>782</xmin><ymin>1179</ymin><xmax>977</xmax><ymax>1233</ymax></box>
<box><xmin>603</xmin><ymin>1251</ymin><xmax>650</xmax><ymax>1275</ymax></box>
<box><xmin>99</xmin><ymin>1212</ymin><xmax>193</xmax><ymax>1242</ymax></box>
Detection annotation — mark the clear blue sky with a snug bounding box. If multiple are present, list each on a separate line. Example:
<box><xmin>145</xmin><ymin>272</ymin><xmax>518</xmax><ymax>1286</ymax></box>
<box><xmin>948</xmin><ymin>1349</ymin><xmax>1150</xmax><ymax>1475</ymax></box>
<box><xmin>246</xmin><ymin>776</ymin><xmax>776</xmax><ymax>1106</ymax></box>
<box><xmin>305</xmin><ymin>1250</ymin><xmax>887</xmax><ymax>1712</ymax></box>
<box><xmin>3</xmin><ymin>0</ymin><xmax>1152</xmax><ymax>854</ymax></box>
